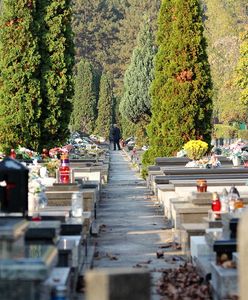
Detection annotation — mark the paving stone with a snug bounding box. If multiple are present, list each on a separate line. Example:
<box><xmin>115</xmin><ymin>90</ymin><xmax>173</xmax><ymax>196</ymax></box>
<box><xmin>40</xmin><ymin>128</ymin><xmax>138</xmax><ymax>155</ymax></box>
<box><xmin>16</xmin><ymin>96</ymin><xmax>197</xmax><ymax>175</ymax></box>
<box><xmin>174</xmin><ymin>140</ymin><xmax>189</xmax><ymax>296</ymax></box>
<box><xmin>88</xmin><ymin>151</ymin><xmax>183</xmax><ymax>300</ymax></box>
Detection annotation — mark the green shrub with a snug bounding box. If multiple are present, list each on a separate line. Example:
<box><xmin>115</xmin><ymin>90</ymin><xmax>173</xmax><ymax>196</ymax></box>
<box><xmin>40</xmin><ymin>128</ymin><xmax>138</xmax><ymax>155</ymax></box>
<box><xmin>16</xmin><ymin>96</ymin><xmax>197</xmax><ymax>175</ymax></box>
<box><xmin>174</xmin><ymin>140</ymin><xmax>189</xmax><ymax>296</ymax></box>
<box><xmin>214</xmin><ymin>124</ymin><xmax>237</xmax><ymax>139</ymax></box>
<box><xmin>141</xmin><ymin>166</ymin><xmax>148</xmax><ymax>179</ymax></box>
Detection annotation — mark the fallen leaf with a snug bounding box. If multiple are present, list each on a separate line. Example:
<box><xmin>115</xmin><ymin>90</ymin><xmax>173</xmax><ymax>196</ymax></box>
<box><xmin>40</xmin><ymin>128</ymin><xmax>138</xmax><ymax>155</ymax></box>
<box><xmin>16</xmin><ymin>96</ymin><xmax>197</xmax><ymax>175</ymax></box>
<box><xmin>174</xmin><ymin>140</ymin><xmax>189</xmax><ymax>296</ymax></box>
<box><xmin>159</xmin><ymin>242</ymin><xmax>173</xmax><ymax>249</ymax></box>
<box><xmin>167</xmin><ymin>282</ymin><xmax>178</xmax><ymax>295</ymax></box>
<box><xmin>156</xmin><ymin>251</ymin><xmax>164</xmax><ymax>259</ymax></box>
<box><xmin>106</xmin><ymin>253</ymin><xmax>118</xmax><ymax>260</ymax></box>
<box><xmin>138</xmin><ymin>260</ymin><xmax>152</xmax><ymax>264</ymax></box>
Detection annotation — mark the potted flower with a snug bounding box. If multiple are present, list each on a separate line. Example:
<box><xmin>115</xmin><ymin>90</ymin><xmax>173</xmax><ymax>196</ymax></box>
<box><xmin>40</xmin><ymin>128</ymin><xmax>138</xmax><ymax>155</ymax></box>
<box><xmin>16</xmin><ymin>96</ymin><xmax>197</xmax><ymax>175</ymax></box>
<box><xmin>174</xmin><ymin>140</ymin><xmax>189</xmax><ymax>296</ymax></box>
<box><xmin>43</xmin><ymin>158</ymin><xmax>60</xmax><ymax>177</ymax></box>
<box><xmin>183</xmin><ymin>140</ymin><xmax>208</xmax><ymax>167</ymax></box>
<box><xmin>225</xmin><ymin>141</ymin><xmax>248</xmax><ymax>166</ymax></box>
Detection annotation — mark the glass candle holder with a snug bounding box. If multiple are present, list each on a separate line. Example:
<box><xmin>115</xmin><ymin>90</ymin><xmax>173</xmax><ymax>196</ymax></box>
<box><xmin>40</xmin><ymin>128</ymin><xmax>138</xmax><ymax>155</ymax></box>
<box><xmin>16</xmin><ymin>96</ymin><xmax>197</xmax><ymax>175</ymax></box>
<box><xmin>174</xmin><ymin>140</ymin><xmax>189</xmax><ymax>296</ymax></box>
<box><xmin>196</xmin><ymin>179</ymin><xmax>207</xmax><ymax>192</ymax></box>
<box><xmin>71</xmin><ymin>192</ymin><xmax>83</xmax><ymax>218</ymax></box>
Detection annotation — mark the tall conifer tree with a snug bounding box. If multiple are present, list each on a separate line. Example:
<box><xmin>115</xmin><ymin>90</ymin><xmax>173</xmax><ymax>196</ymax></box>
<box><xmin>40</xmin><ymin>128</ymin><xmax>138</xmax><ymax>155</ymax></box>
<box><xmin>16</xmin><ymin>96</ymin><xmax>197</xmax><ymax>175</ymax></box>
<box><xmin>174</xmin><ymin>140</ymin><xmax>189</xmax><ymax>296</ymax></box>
<box><xmin>38</xmin><ymin>0</ymin><xmax>74</xmax><ymax>148</ymax></box>
<box><xmin>120</xmin><ymin>20</ymin><xmax>155</xmax><ymax>124</ymax></box>
<box><xmin>70</xmin><ymin>59</ymin><xmax>98</xmax><ymax>134</ymax></box>
<box><xmin>143</xmin><ymin>0</ymin><xmax>212</xmax><ymax>165</ymax></box>
<box><xmin>0</xmin><ymin>0</ymin><xmax>42</xmax><ymax>152</ymax></box>
<box><xmin>95</xmin><ymin>72</ymin><xmax>114</xmax><ymax>139</ymax></box>
<box><xmin>114</xmin><ymin>0</ymin><xmax>160</xmax><ymax>94</ymax></box>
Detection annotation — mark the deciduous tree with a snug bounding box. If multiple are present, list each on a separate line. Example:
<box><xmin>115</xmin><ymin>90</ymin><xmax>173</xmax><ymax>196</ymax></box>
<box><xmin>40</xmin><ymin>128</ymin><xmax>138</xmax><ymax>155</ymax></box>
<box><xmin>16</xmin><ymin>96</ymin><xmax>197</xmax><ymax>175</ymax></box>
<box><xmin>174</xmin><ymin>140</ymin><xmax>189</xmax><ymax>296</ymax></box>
<box><xmin>203</xmin><ymin>0</ymin><xmax>247</xmax><ymax>124</ymax></box>
<box><xmin>236</xmin><ymin>27</ymin><xmax>248</xmax><ymax>114</ymax></box>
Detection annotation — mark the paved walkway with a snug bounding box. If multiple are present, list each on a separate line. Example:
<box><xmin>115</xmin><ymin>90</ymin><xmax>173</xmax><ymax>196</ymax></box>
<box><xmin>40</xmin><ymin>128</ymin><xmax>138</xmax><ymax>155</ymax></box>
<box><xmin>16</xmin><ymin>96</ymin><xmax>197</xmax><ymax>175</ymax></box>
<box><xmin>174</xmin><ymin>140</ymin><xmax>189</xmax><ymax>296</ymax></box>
<box><xmin>92</xmin><ymin>150</ymin><xmax>183</xmax><ymax>299</ymax></box>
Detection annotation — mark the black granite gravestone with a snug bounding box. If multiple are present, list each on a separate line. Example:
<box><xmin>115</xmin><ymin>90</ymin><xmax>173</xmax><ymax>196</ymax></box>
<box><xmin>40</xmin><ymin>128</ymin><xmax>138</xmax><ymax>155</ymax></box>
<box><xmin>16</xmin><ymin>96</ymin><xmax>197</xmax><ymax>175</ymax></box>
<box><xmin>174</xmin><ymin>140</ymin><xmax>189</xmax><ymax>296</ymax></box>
<box><xmin>0</xmin><ymin>157</ymin><xmax>29</xmax><ymax>215</ymax></box>
<box><xmin>229</xmin><ymin>218</ymin><xmax>239</xmax><ymax>239</ymax></box>
<box><xmin>213</xmin><ymin>240</ymin><xmax>237</xmax><ymax>263</ymax></box>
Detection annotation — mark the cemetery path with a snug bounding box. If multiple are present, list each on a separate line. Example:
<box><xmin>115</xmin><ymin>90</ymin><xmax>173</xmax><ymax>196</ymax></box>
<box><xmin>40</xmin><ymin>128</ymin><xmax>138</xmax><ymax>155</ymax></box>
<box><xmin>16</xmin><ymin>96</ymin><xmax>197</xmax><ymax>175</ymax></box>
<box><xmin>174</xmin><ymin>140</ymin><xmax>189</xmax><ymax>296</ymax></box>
<box><xmin>91</xmin><ymin>150</ymin><xmax>183</xmax><ymax>300</ymax></box>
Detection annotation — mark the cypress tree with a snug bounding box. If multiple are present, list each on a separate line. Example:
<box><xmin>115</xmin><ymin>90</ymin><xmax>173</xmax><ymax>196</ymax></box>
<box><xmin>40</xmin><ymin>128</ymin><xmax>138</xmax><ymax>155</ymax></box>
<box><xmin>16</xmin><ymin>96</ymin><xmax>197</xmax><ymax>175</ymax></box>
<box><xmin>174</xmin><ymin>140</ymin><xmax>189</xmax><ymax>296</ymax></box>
<box><xmin>38</xmin><ymin>0</ymin><xmax>74</xmax><ymax>149</ymax></box>
<box><xmin>0</xmin><ymin>0</ymin><xmax>42</xmax><ymax>152</ymax></box>
<box><xmin>70</xmin><ymin>59</ymin><xmax>98</xmax><ymax>134</ymax></box>
<box><xmin>120</xmin><ymin>19</ymin><xmax>155</xmax><ymax>124</ymax></box>
<box><xmin>143</xmin><ymin>0</ymin><xmax>212</xmax><ymax>165</ymax></box>
<box><xmin>120</xmin><ymin>116</ymin><xmax>136</xmax><ymax>139</ymax></box>
<box><xmin>95</xmin><ymin>72</ymin><xmax>114</xmax><ymax>140</ymax></box>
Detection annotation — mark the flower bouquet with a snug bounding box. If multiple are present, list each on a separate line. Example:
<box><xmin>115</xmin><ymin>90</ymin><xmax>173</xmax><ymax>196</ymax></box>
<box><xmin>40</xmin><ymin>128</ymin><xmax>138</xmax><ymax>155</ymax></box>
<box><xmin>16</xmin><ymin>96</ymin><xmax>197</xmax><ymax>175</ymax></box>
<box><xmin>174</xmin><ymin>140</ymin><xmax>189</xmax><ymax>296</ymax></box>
<box><xmin>49</xmin><ymin>146</ymin><xmax>68</xmax><ymax>158</ymax></box>
<box><xmin>43</xmin><ymin>158</ymin><xmax>60</xmax><ymax>177</ymax></box>
<box><xmin>224</xmin><ymin>141</ymin><xmax>248</xmax><ymax>166</ymax></box>
<box><xmin>16</xmin><ymin>146</ymin><xmax>39</xmax><ymax>160</ymax></box>
<box><xmin>183</xmin><ymin>140</ymin><xmax>208</xmax><ymax>160</ymax></box>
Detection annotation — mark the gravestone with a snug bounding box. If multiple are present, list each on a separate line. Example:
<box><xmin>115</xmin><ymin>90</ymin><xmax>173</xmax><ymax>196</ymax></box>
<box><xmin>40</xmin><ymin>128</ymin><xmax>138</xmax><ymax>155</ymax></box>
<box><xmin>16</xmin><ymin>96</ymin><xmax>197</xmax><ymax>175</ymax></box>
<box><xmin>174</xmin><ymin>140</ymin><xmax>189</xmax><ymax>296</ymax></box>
<box><xmin>85</xmin><ymin>268</ymin><xmax>150</xmax><ymax>300</ymax></box>
<box><xmin>0</xmin><ymin>158</ymin><xmax>29</xmax><ymax>215</ymax></box>
<box><xmin>0</xmin><ymin>218</ymin><xmax>58</xmax><ymax>300</ymax></box>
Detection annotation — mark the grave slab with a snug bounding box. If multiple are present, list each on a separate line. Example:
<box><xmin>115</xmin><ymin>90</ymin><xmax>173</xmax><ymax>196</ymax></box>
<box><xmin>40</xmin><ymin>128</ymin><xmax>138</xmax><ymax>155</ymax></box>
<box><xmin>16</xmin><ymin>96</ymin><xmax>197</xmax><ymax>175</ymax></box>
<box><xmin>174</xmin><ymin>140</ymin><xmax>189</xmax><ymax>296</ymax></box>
<box><xmin>85</xmin><ymin>268</ymin><xmax>151</xmax><ymax>300</ymax></box>
<box><xmin>211</xmin><ymin>262</ymin><xmax>238</xmax><ymax>300</ymax></box>
<box><xmin>171</xmin><ymin>202</ymin><xmax>209</xmax><ymax>228</ymax></box>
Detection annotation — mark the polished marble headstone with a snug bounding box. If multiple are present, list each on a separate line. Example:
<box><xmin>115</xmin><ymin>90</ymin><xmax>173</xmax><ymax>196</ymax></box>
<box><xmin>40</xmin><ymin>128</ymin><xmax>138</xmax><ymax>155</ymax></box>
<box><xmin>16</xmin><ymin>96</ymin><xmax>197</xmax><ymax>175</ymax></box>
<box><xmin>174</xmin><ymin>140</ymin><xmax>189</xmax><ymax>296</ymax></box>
<box><xmin>25</xmin><ymin>221</ymin><xmax>61</xmax><ymax>245</ymax></box>
<box><xmin>0</xmin><ymin>158</ymin><xmax>28</xmax><ymax>215</ymax></box>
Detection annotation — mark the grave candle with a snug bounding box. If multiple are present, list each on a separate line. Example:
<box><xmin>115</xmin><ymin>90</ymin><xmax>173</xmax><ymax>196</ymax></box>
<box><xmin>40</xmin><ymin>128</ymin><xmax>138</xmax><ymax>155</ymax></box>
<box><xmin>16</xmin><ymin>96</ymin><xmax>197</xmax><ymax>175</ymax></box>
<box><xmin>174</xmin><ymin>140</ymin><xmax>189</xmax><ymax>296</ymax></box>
<box><xmin>9</xmin><ymin>149</ymin><xmax>16</xmax><ymax>159</ymax></box>
<box><xmin>212</xmin><ymin>192</ymin><xmax>221</xmax><ymax>219</ymax></box>
<box><xmin>196</xmin><ymin>179</ymin><xmax>207</xmax><ymax>192</ymax></box>
<box><xmin>59</xmin><ymin>154</ymin><xmax>70</xmax><ymax>184</ymax></box>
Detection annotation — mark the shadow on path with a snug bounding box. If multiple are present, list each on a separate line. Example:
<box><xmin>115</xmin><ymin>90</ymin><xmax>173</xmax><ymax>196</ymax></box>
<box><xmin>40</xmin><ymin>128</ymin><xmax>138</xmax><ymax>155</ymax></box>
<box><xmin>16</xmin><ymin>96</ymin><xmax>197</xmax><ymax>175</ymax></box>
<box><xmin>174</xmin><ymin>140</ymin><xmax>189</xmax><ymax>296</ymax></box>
<box><xmin>92</xmin><ymin>150</ymin><xmax>184</xmax><ymax>299</ymax></box>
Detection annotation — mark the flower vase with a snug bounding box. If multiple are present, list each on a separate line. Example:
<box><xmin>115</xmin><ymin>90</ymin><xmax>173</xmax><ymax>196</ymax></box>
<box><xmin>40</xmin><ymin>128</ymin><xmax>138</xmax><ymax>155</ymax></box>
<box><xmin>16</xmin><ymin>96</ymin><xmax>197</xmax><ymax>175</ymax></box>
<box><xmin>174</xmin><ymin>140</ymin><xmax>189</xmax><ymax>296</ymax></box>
<box><xmin>232</xmin><ymin>156</ymin><xmax>241</xmax><ymax>167</ymax></box>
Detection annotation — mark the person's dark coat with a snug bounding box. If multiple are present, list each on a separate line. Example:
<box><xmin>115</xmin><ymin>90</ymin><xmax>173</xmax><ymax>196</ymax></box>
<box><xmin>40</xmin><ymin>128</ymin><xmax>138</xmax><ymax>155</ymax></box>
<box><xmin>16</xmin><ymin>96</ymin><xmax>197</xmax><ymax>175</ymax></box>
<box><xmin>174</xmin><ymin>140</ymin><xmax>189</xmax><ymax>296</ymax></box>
<box><xmin>112</xmin><ymin>126</ymin><xmax>121</xmax><ymax>142</ymax></box>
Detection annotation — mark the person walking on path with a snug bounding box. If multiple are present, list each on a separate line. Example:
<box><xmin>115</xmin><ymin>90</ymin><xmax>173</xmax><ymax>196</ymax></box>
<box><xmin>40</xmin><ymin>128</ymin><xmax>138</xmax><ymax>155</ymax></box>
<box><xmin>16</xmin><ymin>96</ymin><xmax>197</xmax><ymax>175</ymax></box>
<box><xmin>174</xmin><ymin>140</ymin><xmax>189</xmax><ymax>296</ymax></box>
<box><xmin>112</xmin><ymin>124</ymin><xmax>121</xmax><ymax>150</ymax></box>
